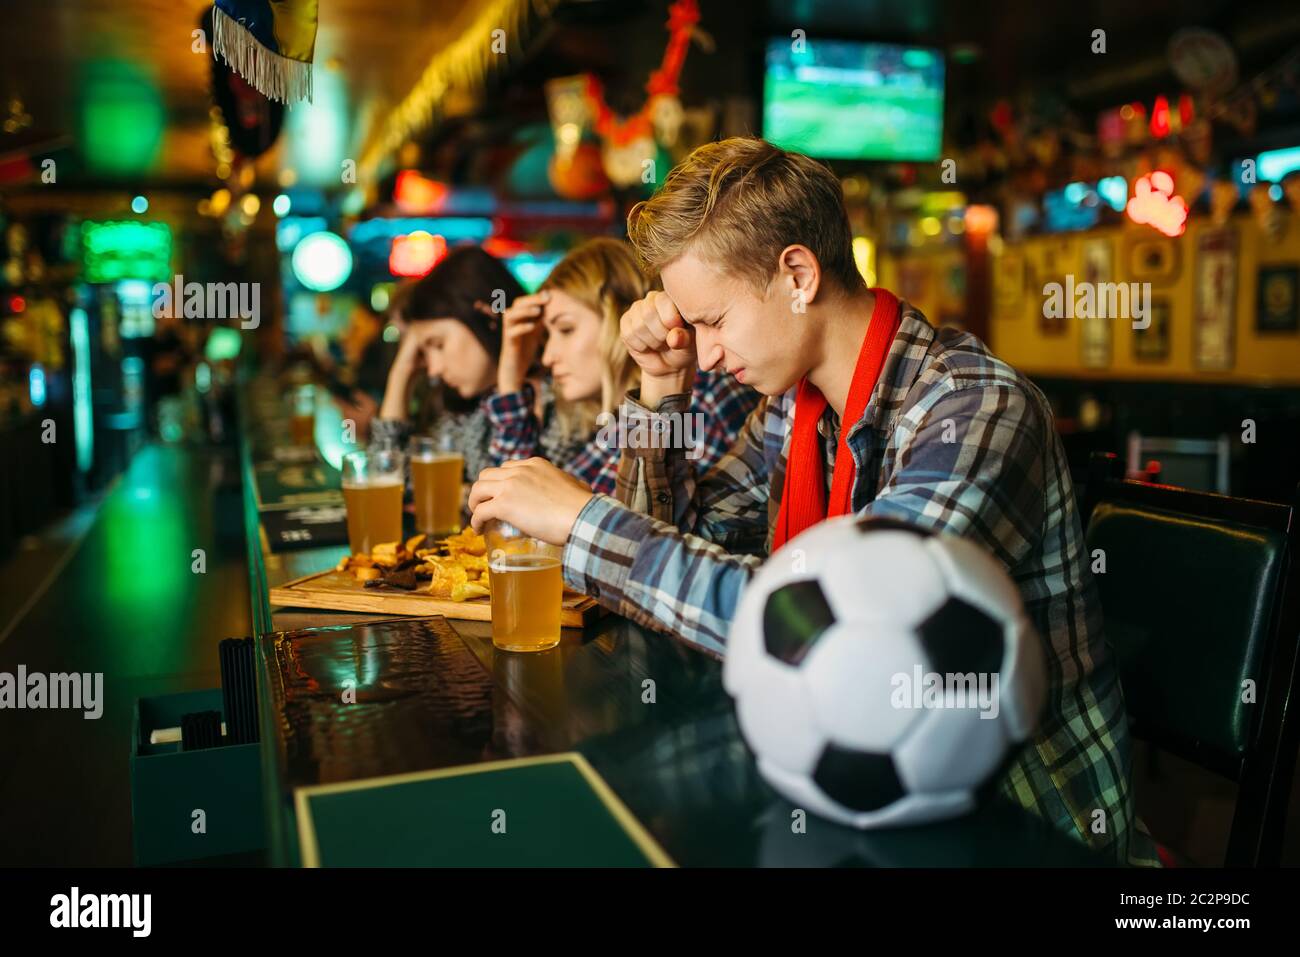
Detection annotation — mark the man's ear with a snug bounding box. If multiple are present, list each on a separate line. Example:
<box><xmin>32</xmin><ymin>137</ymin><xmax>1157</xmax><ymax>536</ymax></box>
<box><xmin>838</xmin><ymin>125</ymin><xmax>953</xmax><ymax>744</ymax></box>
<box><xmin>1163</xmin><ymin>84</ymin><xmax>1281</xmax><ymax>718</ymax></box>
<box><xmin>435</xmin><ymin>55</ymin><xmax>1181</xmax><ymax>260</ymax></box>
<box><xmin>777</xmin><ymin>244</ymin><xmax>821</xmax><ymax>308</ymax></box>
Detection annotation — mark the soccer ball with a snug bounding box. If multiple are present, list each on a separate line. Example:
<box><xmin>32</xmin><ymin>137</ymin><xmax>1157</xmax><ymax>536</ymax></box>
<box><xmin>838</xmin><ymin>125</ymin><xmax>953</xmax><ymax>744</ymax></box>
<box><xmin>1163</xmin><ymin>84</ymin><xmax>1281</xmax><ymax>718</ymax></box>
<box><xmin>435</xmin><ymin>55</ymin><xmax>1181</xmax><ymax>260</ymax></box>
<box><xmin>724</xmin><ymin>514</ymin><xmax>1046</xmax><ymax>829</ymax></box>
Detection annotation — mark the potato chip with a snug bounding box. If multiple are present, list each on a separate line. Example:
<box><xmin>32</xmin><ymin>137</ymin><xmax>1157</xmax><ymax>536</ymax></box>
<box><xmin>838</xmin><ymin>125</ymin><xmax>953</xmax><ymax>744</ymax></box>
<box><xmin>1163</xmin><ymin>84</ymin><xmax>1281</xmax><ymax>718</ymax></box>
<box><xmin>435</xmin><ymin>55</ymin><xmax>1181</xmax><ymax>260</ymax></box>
<box><xmin>450</xmin><ymin>581</ymin><xmax>491</xmax><ymax>602</ymax></box>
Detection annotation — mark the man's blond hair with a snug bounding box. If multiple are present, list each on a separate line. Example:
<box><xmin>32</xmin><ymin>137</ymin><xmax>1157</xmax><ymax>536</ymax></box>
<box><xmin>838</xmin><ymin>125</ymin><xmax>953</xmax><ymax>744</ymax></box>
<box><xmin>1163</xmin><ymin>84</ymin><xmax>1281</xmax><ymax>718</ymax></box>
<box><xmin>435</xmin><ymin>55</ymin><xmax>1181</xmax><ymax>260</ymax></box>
<box><xmin>626</xmin><ymin>137</ymin><xmax>864</xmax><ymax>296</ymax></box>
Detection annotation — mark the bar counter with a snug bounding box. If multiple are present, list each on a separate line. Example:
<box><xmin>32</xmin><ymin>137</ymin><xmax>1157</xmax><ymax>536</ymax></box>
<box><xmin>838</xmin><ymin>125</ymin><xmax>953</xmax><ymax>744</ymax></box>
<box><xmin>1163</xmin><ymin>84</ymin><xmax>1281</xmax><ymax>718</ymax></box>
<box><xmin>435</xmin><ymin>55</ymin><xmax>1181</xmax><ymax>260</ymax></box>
<box><xmin>238</xmin><ymin>377</ymin><xmax>1107</xmax><ymax>867</ymax></box>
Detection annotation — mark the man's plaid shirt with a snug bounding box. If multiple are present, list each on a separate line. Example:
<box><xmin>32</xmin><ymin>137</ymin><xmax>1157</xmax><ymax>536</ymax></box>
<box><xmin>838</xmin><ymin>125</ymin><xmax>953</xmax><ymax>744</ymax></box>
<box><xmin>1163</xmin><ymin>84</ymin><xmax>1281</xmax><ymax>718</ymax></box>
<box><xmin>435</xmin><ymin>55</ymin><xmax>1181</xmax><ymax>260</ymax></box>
<box><xmin>561</xmin><ymin>302</ymin><xmax>1161</xmax><ymax>866</ymax></box>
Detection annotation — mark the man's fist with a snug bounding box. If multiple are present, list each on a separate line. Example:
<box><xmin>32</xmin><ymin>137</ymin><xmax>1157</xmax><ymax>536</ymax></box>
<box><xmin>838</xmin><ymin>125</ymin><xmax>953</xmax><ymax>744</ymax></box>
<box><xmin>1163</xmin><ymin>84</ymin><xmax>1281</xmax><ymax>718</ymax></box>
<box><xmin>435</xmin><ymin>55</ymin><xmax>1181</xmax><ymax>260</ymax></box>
<box><xmin>620</xmin><ymin>291</ymin><xmax>698</xmax><ymax>384</ymax></box>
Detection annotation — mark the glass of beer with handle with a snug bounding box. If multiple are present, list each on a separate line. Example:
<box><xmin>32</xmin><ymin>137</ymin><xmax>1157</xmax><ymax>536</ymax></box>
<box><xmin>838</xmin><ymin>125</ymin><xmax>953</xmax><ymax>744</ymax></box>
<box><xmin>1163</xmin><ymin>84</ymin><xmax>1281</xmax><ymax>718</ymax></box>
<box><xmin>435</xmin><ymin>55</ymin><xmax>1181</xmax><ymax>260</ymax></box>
<box><xmin>409</xmin><ymin>435</ymin><xmax>464</xmax><ymax>538</ymax></box>
<box><xmin>341</xmin><ymin>448</ymin><xmax>405</xmax><ymax>556</ymax></box>
<box><xmin>484</xmin><ymin>519</ymin><xmax>563</xmax><ymax>652</ymax></box>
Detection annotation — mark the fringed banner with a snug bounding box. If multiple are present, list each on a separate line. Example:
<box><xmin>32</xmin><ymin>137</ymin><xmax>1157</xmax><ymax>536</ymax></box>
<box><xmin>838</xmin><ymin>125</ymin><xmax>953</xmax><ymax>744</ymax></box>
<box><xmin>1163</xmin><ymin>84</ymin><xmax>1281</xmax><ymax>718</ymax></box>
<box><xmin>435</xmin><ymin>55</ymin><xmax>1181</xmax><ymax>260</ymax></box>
<box><xmin>212</xmin><ymin>0</ymin><xmax>318</xmax><ymax>105</ymax></box>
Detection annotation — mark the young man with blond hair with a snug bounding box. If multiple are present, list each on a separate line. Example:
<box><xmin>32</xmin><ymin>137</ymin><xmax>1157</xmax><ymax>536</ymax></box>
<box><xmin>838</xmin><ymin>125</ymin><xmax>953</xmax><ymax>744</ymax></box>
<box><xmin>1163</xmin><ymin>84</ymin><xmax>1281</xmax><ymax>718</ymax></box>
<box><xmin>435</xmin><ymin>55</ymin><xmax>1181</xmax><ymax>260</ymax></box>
<box><xmin>468</xmin><ymin>137</ymin><xmax>1159</xmax><ymax>866</ymax></box>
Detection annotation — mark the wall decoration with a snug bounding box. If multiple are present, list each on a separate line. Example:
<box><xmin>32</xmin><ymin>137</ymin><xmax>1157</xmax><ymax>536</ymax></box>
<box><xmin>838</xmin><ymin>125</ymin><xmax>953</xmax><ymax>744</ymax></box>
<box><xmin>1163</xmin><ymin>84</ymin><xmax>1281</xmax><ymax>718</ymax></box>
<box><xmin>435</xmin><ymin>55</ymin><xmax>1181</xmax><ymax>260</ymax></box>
<box><xmin>536</xmin><ymin>3</ymin><xmax>703</xmax><ymax>190</ymax></box>
<box><xmin>212</xmin><ymin>0</ymin><xmax>319</xmax><ymax>105</ymax></box>
<box><xmin>1126</xmin><ymin>234</ymin><xmax>1182</xmax><ymax>284</ymax></box>
<box><xmin>1248</xmin><ymin>184</ymin><xmax>1285</xmax><ymax>242</ymax></box>
<box><xmin>1134</xmin><ymin>298</ymin><xmax>1171</xmax><ymax>360</ymax></box>
<box><xmin>1194</xmin><ymin>228</ymin><xmax>1238</xmax><ymax>369</ymax></box>
<box><xmin>993</xmin><ymin>251</ymin><xmax>1024</xmax><ymax>318</ymax></box>
<box><xmin>1257</xmin><ymin>265</ymin><xmax>1300</xmax><ymax>332</ymax></box>
<box><xmin>1037</xmin><ymin>241</ymin><xmax>1070</xmax><ymax>335</ymax></box>
<box><xmin>1080</xmin><ymin>239</ymin><xmax>1113</xmax><ymax>366</ymax></box>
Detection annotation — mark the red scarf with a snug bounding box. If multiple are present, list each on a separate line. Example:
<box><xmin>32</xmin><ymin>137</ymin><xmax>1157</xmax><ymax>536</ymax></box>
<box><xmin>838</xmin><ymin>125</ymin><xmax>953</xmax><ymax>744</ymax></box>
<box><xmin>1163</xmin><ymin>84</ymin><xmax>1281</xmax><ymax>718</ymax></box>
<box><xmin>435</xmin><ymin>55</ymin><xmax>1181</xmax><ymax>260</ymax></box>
<box><xmin>772</xmin><ymin>288</ymin><xmax>902</xmax><ymax>550</ymax></box>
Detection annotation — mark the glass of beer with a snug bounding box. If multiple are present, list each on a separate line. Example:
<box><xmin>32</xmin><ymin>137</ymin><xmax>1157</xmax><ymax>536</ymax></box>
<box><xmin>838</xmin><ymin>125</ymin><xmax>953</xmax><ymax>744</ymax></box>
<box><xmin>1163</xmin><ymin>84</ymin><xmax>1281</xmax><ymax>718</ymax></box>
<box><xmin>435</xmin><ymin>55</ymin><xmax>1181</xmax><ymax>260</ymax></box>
<box><xmin>485</xmin><ymin>520</ymin><xmax>563</xmax><ymax>653</ymax></box>
<box><xmin>409</xmin><ymin>435</ymin><xmax>464</xmax><ymax>538</ymax></box>
<box><xmin>289</xmin><ymin>384</ymin><xmax>316</xmax><ymax>447</ymax></box>
<box><xmin>341</xmin><ymin>448</ymin><xmax>405</xmax><ymax>556</ymax></box>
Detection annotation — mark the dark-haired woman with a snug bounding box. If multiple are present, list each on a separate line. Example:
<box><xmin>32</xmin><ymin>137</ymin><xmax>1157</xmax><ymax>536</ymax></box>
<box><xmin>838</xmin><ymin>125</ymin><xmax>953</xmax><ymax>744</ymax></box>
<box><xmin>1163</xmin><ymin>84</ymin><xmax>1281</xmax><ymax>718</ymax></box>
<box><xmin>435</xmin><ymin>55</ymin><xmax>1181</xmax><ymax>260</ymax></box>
<box><xmin>372</xmin><ymin>245</ymin><xmax>576</xmax><ymax>480</ymax></box>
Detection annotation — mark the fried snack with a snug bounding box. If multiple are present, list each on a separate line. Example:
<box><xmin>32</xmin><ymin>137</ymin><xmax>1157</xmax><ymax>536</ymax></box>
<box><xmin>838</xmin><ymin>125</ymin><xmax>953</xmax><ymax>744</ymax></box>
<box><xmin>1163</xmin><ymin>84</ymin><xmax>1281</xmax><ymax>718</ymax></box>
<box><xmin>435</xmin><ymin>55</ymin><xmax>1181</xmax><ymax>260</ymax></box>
<box><xmin>354</xmin><ymin>566</ymin><xmax>382</xmax><ymax>582</ymax></box>
<box><xmin>443</xmin><ymin>528</ymin><xmax>487</xmax><ymax>557</ymax></box>
<box><xmin>405</xmin><ymin>533</ymin><xmax>427</xmax><ymax>553</ymax></box>
<box><xmin>450</xmin><ymin>581</ymin><xmax>491</xmax><ymax>602</ymax></box>
<box><xmin>428</xmin><ymin>562</ymin><xmax>469</xmax><ymax>599</ymax></box>
<box><xmin>457</xmin><ymin>552</ymin><xmax>488</xmax><ymax>573</ymax></box>
<box><xmin>371</xmin><ymin>541</ymin><xmax>401</xmax><ymax>567</ymax></box>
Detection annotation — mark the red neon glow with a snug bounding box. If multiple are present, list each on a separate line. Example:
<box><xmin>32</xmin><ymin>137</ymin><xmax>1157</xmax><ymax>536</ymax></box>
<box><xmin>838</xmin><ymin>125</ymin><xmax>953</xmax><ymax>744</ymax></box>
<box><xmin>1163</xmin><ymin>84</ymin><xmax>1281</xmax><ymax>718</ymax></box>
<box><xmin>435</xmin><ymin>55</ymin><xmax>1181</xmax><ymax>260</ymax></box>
<box><xmin>1150</xmin><ymin>95</ymin><xmax>1171</xmax><ymax>138</ymax></box>
<box><xmin>963</xmin><ymin>204</ymin><xmax>998</xmax><ymax>236</ymax></box>
<box><xmin>8</xmin><ymin>295</ymin><xmax>24</xmax><ymax>313</ymax></box>
<box><xmin>393</xmin><ymin>171</ymin><xmax>448</xmax><ymax>214</ymax></box>
<box><xmin>1178</xmin><ymin>94</ymin><xmax>1194</xmax><ymax>127</ymax></box>
<box><xmin>482</xmin><ymin>237</ymin><xmax>527</xmax><ymax>258</ymax></box>
<box><xmin>1126</xmin><ymin>171</ymin><xmax>1188</xmax><ymax>237</ymax></box>
<box><xmin>389</xmin><ymin>231</ymin><xmax>447</xmax><ymax>277</ymax></box>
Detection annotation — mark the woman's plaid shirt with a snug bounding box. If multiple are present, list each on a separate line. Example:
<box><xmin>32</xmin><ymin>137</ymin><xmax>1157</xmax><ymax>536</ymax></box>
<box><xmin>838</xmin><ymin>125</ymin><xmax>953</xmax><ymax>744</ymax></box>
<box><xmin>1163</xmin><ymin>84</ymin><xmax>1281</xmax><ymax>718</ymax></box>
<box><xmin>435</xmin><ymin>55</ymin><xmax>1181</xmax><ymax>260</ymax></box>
<box><xmin>484</xmin><ymin>369</ymin><xmax>760</xmax><ymax>494</ymax></box>
<box><xmin>561</xmin><ymin>303</ymin><xmax>1161</xmax><ymax>866</ymax></box>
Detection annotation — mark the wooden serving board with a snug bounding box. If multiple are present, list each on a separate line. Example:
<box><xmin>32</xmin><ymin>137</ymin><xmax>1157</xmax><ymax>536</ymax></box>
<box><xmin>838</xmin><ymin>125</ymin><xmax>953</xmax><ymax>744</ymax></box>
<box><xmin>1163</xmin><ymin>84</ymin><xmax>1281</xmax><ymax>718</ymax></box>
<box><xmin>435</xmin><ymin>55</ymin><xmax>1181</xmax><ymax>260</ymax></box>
<box><xmin>269</xmin><ymin>567</ymin><xmax>604</xmax><ymax>627</ymax></box>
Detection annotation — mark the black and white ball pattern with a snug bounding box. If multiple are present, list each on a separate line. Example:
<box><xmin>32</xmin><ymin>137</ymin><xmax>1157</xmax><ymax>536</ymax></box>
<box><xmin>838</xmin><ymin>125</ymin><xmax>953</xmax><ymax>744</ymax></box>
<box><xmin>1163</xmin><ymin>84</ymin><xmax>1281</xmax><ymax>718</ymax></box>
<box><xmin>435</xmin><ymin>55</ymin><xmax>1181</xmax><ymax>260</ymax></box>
<box><xmin>724</xmin><ymin>514</ymin><xmax>1046</xmax><ymax>829</ymax></box>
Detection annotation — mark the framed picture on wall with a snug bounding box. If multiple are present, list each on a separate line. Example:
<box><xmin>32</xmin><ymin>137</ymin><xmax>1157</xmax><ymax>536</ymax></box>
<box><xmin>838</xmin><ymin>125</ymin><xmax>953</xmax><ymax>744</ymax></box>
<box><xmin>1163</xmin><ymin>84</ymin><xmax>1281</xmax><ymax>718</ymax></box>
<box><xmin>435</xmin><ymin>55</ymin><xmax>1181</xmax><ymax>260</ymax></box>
<box><xmin>1036</xmin><ymin>243</ymin><xmax>1068</xmax><ymax>336</ymax></box>
<box><xmin>994</xmin><ymin>250</ymin><xmax>1025</xmax><ymax>318</ymax></box>
<box><xmin>1257</xmin><ymin>265</ymin><xmax>1300</xmax><ymax>333</ymax></box>
<box><xmin>1134</xmin><ymin>298</ymin><xmax>1171</xmax><ymax>360</ymax></box>
<box><xmin>1080</xmin><ymin>239</ymin><xmax>1113</xmax><ymax>367</ymax></box>
<box><xmin>1126</xmin><ymin>235</ymin><xmax>1182</xmax><ymax>285</ymax></box>
<box><xmin>1194</xmin><ymin>227</ymin><xmax>1238</xmax><ymax>370</ymax></box>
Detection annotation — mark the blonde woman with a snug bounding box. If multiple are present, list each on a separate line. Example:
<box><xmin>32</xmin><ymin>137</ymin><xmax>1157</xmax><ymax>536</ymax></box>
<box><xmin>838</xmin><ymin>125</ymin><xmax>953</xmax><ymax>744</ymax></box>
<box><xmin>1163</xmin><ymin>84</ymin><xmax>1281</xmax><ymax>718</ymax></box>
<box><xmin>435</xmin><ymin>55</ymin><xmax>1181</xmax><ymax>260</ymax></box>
<box><xmin>485</xmin><ymin>237</ymin><xmax>758</xmax><ymax>493</ymax></box>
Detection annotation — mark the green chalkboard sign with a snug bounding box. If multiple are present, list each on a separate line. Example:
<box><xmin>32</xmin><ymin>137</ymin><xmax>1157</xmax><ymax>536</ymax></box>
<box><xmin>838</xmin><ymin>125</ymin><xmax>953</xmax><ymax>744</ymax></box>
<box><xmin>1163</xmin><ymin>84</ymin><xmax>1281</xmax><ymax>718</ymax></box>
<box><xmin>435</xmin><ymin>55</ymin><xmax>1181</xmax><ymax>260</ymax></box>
<box><xmin>295</xmin><ymin>753</ymin><xmax>673</xmax><ymax>867</ymax></box>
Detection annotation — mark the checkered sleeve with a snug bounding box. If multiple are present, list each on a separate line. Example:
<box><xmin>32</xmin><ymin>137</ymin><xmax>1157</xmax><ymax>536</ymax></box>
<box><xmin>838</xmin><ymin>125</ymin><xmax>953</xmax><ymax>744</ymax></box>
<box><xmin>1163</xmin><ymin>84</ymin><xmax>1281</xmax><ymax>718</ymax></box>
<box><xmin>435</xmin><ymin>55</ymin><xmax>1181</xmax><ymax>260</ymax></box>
<box><xmin>558</xmin><ymin>388</ymin><xmax>775</xmax><ymax>654</ymax></box>
<box><xmin>562</xmin><ymin>493</ymin><xmax>763</xmax><ymax>658</ymax></box>
<box><xmin>484</xmin><ymin>384</ymin><xmax>541</xmax><ymax>467</ymax></box>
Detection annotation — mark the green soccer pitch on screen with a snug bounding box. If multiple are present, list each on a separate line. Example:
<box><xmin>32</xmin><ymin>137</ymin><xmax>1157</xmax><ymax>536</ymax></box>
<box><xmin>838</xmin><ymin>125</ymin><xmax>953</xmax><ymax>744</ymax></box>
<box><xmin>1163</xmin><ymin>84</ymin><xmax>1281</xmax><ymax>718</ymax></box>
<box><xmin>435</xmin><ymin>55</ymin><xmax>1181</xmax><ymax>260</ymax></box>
<box><xmin>763</xmin><ymin>38</ymin><xmax>945</xmax><ymax>162</ymax></box>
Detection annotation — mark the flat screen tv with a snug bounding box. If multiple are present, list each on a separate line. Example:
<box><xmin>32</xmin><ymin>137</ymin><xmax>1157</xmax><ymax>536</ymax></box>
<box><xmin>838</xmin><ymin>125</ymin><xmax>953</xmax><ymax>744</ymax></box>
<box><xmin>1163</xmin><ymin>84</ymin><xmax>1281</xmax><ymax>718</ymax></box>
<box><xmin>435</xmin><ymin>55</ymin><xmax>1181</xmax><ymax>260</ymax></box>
<box><xmin>763</xmin><ymin>38</ymin><xmax>945</xmax><ymax>161</ymax></box>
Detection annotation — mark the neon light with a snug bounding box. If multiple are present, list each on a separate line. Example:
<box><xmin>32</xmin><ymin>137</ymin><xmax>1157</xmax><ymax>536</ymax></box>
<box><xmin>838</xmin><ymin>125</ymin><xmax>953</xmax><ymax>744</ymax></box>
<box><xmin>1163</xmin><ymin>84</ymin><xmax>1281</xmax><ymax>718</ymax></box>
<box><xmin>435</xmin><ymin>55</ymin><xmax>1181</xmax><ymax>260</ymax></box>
<box><xmin>291</xmin><ymin>231</ymin><xmax>353</xmax><ymax>291</ymax></box>
<box><xmin>394</xmin><ymin>170</ymin><xmax>449</xmax><ymax>213</ymax></box>
<box><xmin>350</xmin><ymin>217</ymin><xmax>493</xmax><ymax>244</ymax></box>
<box><xmin>70</xmin><ymin>307</ymin><xmax>93</xmax><ymax>472</ymax></box>
<box><xmin>1097</xmin><ymin>176</ymin><xmax>1128</xmax><ymax>211</ymax></box>
<box><xmin>29</xmin><ymin>365</ymin><xmax>46</xmax><ymax>407</ymax></box>
<box><xmin>205</xmin><ymin>326</ymin><xmax>243</xmax><ymax>362</ymax></box>
<box><xmin>389</xmin><ymin>231</ymin><xmax>447</xmax><ymax>277</ymax></box>
<box><xmin>273</xmin><ymin>193</ymin><xmax>292</xmax><ymax>217</ymax></box>
<box><xmin>1178</xmin><ymin>94</ymin><xmax>1194</xmax><ymax>127</ymax></box>
<box><xmin>1064</xmin><ymin>182</ymin><xmax>1088</xmax><ymax>205</ymax></box>
<box><xmin>1150</xmin><ymin>95</ymin><xmax>1170</xmax><ymax>138</ymax></box>
<box><xmin>963</xmin><ymin>205</ymin><xmax>998</xmax><ymax>236</ymax></box>
<box><xmin>81</xmin><ymin>221</ymin><xmax>172</xmax><ymax>283</ymax></box>
<box><xmin>115</xmin><ymin>279</ymin><xmax>153</xmax><ymax>304</ymax></box>
<box><xmin>1257</xmin><ymin>146</ymin><xmax>1300</xmax><ymax>183</ymax></box>
<box><xmin>1126</xmin><ymin>171</ymin><xmax>1187</xmax><ymax>237</ymax></box>
<box><xmin>8</xmin><ymin>295</ymin><xmax>24</xmax><ymax>313</ymax></box>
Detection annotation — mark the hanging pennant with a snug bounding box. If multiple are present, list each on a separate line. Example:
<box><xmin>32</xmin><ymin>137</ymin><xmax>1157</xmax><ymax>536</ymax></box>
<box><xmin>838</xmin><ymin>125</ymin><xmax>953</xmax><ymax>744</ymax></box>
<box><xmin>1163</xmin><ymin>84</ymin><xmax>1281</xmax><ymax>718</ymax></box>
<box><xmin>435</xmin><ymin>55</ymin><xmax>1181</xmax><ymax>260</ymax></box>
<box><xmin>578</xmin><ymin>0</ymin><xmax>703</xmax><ymax>186</ymax></box>
<box><xmin>211</xmin><ymin>0</ymin><xmax>319</xmax><ymax>105</ymax></box>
